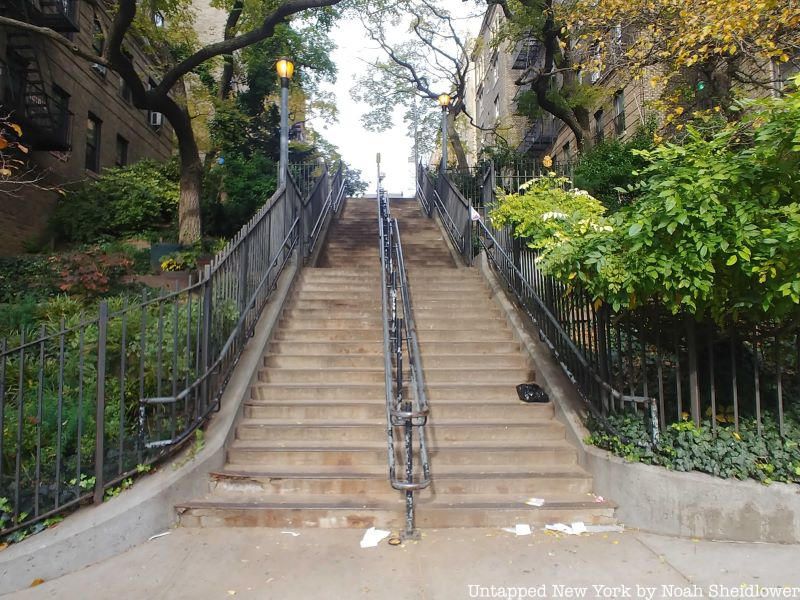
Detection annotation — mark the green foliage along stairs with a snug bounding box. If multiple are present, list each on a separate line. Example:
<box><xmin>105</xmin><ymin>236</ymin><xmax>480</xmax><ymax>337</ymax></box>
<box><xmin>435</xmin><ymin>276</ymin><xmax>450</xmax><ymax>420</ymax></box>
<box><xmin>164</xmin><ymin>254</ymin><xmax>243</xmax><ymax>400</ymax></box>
<box><xmin>175</xmin><ymin>198</ymin><xmax>615</xmax><ymax>529</ymax></box>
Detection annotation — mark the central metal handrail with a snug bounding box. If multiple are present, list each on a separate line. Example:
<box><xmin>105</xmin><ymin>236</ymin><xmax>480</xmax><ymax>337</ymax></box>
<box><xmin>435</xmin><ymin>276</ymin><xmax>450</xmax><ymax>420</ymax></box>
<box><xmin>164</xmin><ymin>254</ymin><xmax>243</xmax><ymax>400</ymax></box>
<box><xmin>378</xmin><ymin>189</ymin><xmax>431</xmax><ymax>538</ymax></box>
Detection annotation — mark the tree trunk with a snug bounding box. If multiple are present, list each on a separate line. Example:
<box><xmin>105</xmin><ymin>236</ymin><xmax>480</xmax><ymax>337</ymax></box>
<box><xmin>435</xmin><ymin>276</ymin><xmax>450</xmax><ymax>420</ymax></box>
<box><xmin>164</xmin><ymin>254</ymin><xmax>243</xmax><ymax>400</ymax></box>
<box><xmin>447</xmin><ymin>112</ymin><xmax>470</xmax><ymax>171</ymax></box>
<box><xmin>161</xmin><ymin>90</ymin><xmax>203</xmax><ymax>246</ymax></box>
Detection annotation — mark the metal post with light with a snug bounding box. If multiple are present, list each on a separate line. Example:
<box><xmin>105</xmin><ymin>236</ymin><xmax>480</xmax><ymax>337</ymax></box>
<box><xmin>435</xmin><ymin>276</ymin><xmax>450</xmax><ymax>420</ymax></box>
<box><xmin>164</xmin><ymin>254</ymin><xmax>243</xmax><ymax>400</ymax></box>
<box><xmin>438</xmin><ymin>93</ymin><xmax>451</xmax><ymax>171</ymax></box>
<box><xmin>276</xmin><ymin>57</ymin><xmax>295</xmax><ymax>186</ymax></box>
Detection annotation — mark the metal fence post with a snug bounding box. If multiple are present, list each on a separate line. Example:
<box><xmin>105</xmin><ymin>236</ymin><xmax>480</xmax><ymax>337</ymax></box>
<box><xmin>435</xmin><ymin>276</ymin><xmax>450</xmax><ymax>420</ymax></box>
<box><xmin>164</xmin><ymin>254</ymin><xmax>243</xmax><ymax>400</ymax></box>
<box><xmin>237</xmin><ymin>238</ymin><xmax>250</xmax><ymax>320</ymax></box>
<box><xmin>687</xmin><ymin>319</ymin><xmax>701</xmax><ymax>426</ymax></box>
<box><xmin>200</xmin><ymin>265</ymin><xmax>213</xmax><ymax>413</ymax></box>
<box><xmin>93</xmin><ymin>301</ymin><xmax>108</xmax><ymax>505</ymax></box>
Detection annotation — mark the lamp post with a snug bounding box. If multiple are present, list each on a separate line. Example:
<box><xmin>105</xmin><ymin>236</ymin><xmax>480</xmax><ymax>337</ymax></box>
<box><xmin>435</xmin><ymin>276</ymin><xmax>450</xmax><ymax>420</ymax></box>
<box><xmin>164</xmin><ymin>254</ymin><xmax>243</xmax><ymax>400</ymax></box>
<box><xmin>438</xmin><ymin>93</ymin><xmax>451</xmax><ymax>171</ymax></box>
<box><xmin>276</xmin><ymin>57</ymin><xmax>295</xmax><ymax>186</ymax></box>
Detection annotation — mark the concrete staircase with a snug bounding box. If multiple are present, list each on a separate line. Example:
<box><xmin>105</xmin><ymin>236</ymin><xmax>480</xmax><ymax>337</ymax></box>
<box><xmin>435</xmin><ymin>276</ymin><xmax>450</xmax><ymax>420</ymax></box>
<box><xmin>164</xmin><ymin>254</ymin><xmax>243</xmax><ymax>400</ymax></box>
<box><xmin>176</xmin><ymin>197</ymin><xmax>615</xmax><ymax>529</ymax></box>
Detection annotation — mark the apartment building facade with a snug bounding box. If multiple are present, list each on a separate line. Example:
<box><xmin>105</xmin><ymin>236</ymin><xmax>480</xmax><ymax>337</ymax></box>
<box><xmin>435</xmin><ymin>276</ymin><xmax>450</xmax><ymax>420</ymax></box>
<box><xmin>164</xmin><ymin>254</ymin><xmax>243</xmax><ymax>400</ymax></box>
<box><xmin>0</xmin><ymin>0</ymin><xmax>174</xmax><ymax>254</ymax></box>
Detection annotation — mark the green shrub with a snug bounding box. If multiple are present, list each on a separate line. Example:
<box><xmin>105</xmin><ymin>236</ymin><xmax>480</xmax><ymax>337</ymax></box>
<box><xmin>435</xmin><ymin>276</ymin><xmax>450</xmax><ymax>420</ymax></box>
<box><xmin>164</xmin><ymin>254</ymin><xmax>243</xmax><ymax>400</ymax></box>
<box><xmin>493</xmin><ymin>88</ymin><xmax>800</xmax><ymax>326</ymax></box>
<box><xmin>51</xmin><ymin>160</ymin><xmax>179</xmax><ymax>243</ymax></box>
<box><xmin>587</xmin><ymin>411</ymin><xmax>800</xmax><ymax>484</ymax></box>
<box><xmin>203</xmin><ymin>152</ymin><xmax>277</xmax><ymax>238</ymax></box>
<box><xmin>572</xmin><ymin>126</ymin><xmax>654</xmax><ymax>210</ymax></box>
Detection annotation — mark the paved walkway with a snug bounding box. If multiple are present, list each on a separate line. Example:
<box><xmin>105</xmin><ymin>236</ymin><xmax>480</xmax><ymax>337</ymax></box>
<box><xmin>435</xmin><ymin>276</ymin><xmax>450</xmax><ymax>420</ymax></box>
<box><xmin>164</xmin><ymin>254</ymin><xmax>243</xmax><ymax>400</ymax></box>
<box><xmin>9</xmin><ymin>528</ymin><xmax>799</xmax><ymax>599</ymax></box>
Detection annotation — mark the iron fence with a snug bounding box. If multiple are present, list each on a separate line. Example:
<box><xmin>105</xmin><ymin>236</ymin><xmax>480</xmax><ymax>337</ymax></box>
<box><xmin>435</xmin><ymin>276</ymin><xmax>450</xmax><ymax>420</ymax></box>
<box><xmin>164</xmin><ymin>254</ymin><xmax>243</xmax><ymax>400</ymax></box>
<box><xmin>417</xmin><ymin>165</ymin><xmax>472</xmax><ymax>266</ymax></box>
<box><xmin>418</xmin><ymin>164</ymin><xmax>800</xmax><ymax>442</ymax></box>
<box><xmin>0</xmin><ymin>164</ymin><xmax>344</xmax><ymax>536</ymax></box>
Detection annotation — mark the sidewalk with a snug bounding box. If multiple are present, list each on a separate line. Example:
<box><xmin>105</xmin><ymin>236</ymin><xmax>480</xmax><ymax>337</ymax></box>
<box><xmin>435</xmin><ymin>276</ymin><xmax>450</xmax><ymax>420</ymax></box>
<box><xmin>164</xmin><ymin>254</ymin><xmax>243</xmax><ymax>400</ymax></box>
<box><xmin>8</xmin><ymin>527</ymin><xmax>799</xmax><ymax>599</ymax></box>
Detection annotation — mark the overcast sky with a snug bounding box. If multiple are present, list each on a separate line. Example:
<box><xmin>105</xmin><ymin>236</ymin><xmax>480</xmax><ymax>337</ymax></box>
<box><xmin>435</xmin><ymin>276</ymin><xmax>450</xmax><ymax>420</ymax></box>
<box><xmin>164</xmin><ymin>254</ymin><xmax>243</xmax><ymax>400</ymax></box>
<box><xmin>318</xmin><ymin>3</ymin><xmax>481</xmax><ymax>195</ymax></box>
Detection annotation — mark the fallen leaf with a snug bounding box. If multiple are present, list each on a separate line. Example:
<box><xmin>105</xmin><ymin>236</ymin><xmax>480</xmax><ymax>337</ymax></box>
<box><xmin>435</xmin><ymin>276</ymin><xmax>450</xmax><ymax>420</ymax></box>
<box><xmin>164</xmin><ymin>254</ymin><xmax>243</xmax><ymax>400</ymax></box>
<box><xmin>30</xmin><ymin>579</ymin><xmax>45</xmax><ymax>587</ymax></box>
<box><xmin>0</xmin><ymin>543</ymin><xmax>8</xmax><ymax>552</ymax></box>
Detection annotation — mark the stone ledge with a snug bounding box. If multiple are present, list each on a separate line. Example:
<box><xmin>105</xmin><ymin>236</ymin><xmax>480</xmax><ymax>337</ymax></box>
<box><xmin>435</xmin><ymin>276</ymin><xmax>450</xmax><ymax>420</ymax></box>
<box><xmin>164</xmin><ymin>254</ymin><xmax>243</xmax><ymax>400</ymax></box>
<box><xmin>476</xmin><ymin>251</ymin><xmax>800</xmax><ymax>543</ymax></box>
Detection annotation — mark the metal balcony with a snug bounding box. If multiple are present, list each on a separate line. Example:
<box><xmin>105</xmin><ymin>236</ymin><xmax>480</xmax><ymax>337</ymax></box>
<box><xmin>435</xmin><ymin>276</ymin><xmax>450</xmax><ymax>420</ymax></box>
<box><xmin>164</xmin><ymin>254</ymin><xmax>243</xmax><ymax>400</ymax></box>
<box><xmin>4</xmin><ymin>0</ymin><xmax>80</xmax><ymax>32</ymax></box>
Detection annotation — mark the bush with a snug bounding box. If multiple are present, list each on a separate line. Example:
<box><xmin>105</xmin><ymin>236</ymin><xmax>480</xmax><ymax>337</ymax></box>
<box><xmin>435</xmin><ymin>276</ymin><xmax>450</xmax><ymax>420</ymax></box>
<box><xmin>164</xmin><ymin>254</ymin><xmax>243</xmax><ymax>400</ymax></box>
<box><xmin>203</xmin><ymin>152</ymin><xmax>277</xmax><ymax>238</ymax></box>
<box><xmin>572</xmin><ymin>126</ymin><xmax>654</xmax><ymax>210</ymax></box>
<box><xmin>51</xmin><ymin>160</ymin><xmax>179</xmax><ymax>243</ymax></box>
<box><xmin>587</xmin><ymin>411</ymin><xmax>800</xmax><ymax>484</ymax></box>
<box><xmin>493</xmin><ymin>87</ymin><xmax>800</xmax><ymax>326</ymax></box>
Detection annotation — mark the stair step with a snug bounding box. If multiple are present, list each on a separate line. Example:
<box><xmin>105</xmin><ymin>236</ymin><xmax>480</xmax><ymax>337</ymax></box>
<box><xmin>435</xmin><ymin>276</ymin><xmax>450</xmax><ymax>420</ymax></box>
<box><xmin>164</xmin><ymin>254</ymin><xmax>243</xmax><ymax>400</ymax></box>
<box><xmin>234</xmin><ymin>420</ymin><xmax>563</xmax><ymax>443</ymax></box>
<box><xmin>244</xmin><ymin>401</ymin><xmax>553</xmax><ymax>420</ymax></box>
<box><xmin>177</xmin><ymin>499</ymin><xmax>614</xmax><ymax>529</ymax></box>
<box><xmin>227</xmin><ymin>441</ymin><xmax>578</xmax><ymax>467</ymax></box>
<box><xmin>264</xmin><ymin>354</ymin><xmax>384</xmax><ymax>368</ymax></box>
<box><xmin>210</xmin><ymin>466</ymin><xmax>593</xmax><ymax>496</ymax></box>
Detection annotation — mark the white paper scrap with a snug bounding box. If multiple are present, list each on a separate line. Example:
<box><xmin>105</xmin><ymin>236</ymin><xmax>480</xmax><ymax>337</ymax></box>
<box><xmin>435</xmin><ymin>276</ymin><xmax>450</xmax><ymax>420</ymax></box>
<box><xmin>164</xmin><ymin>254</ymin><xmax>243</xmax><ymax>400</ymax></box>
<box><xmin>359</xmin><ymin>527</ymin><xmax>391</xmax><ymax>548</ymax></box>
<box><xmin>148</xmin><ymin>531</ymin><xmax>171</xmax><ymax>542</ymax></box>
<box><xmin>545</xmin><ymin>522</ymin><xmax>587</xmax><ymax>535</ymax></box>
<box><xmin>501</xmin><ymin>524</ymin><xmax>532</xmax><ymax>536</ymax></box>
<box><xmin>280</xmin><ymin>531</ymin><xmax>300</xmax><ymax>537</ymax></box>
<box><xmin>470</xmin><ymin>207</ymin><xmax>482</xmax><ymax>221</ymax></box>
<box><xmin>524</xmin><ymin>497</ymin><xmax>545</xmax><ymax>507</ymax></box>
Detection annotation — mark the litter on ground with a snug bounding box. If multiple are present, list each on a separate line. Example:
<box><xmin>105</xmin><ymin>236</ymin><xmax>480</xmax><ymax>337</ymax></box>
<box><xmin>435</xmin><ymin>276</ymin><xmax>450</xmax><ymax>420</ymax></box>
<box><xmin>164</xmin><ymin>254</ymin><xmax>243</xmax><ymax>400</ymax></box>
<box><xmin>502</xmin><ymin>524</ymin><xmax>533</xmax><ymax>536</ymax></box>
<box><xmin>545</xmin><ymin>522</ymin><xmax>587</xmax><ymax>535</ymax></box>
<box><xmin>360</xmin><ymin>527</ymin><xmax>391</xmax><ymax>548</ymax></box>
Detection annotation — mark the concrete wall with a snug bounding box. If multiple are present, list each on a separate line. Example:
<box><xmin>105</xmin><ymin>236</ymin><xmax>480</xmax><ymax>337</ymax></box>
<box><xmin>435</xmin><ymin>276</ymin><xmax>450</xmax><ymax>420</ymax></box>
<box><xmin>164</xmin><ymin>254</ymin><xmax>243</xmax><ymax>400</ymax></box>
<box><xmin>476</xmin><ymin>252</ymin><xmax>800</xmax><ymax>543</ymax></box>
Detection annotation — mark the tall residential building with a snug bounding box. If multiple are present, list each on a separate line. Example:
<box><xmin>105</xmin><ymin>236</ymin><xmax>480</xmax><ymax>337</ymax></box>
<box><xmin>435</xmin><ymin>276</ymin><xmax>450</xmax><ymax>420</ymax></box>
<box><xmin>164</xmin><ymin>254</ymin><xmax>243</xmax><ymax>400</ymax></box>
<box><xmin>0</xmin><ymin>0</ymin><xmax>174</xmax><ymax>254</ymax></box>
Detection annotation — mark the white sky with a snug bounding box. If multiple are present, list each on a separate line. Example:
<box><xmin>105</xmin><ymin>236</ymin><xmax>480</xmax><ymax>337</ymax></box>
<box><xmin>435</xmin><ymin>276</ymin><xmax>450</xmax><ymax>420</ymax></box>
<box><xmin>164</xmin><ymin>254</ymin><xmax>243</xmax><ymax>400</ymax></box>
<box><xmin>318</xmin><ymin>3</ymin><xmax>482</xmax><ymax>195</ymax></box>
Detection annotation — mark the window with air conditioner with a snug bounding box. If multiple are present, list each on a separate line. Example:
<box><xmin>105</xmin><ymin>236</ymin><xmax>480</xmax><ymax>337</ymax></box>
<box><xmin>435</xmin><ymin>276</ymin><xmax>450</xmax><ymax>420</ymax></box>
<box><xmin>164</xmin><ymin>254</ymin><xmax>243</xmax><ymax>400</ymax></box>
<box><xmin>91</xmin><ymin>14</ymin><xmax>107</xmax><ymax>77</ymax></box>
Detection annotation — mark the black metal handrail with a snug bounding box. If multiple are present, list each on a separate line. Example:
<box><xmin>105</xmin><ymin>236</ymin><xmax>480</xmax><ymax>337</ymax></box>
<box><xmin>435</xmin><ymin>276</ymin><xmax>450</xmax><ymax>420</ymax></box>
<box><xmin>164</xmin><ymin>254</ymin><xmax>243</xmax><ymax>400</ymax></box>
<box><xmin>417</xmin><ymin>165</ymin><xmax>472</xmax><ymax>265</ymax></box>
<box><xmin>0</xmin><ymin>163</ymin><xmax>345</xmax><ymax>536</ymax></box>
<box><xmin>378</xmin><ymin>189</ymin><xmax>430</xmax><ymax>539</ymax></box>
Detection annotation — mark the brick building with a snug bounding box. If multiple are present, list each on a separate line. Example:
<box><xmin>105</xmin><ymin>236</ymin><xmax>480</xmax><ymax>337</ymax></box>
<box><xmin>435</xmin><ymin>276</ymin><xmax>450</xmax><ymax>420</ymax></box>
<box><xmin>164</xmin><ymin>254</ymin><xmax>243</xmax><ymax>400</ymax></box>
<box><xmin>0</xmin><ymin>0</ymin><xmax>174</xmax><ymax>254</ymax></box>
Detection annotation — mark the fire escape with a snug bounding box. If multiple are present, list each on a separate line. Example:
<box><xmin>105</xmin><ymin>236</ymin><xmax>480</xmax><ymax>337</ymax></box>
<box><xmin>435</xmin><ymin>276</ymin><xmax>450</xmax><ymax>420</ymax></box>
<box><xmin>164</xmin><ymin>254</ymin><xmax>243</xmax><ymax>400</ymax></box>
<box><xmin>511</xmin><ymin>37</ymin><xmax>557</xmax><ymax>157</ymax></box>
<box><xmin>0</xmin><ymin>0</ymin><xmax>78</xmax><ymax>151</ymax></box>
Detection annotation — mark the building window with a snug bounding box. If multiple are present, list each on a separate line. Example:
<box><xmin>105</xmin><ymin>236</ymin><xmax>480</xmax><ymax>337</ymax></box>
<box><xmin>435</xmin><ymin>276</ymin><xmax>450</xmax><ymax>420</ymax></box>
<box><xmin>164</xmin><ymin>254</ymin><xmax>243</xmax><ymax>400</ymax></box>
<box><xmin>613</xmin><ymin>90</ymin><xmax>626</xmax><ymax>135</ymax></box>
<box><xmin>115</xmin><ymin>135</ymin><xmax>129</xmax><ymax>167</ymax></box>
<box><xmin>86</xmin><ymin>113</ymin><xmax>101</xmax><ymax>172</ymax></box>
<box><xmin>52</xmin><ymin>85</ymin><xmax>71</xmax><ymax>146</ymax></box>
<box><xmin>91</xmin><ymin>14</ymin><xmax>107</xmax><ymax>77</ymax></box>
<box><xmin>153</xmin><ymin>11</ymin><xmax>165</xmax><ymax>27</ymax></box>
<box><xmin>119</xmin><ymin>76</ymin><xmax>132</xmax><ymax>103</ymax></box>
<box><xmin>493</xmin><ymin>95</ymin><xmax>500</xmax><ymax>121</ymax></box>
<box><xmin>562</xmin><ymin>141</ymin><xmax>571</xmax><ymax>163</ymax></box>
<box><xmin>594</xmin><ymin>109</ymin><xmax>604</xmax><ymax>144</ymax></box>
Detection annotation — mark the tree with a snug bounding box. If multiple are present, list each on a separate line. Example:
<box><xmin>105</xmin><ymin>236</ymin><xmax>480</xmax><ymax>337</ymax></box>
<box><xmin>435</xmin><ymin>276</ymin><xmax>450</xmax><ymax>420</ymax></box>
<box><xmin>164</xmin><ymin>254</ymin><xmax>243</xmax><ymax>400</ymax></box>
<box><xmin>0</xmin><ymin>114</ymin><xmax>51</xmax><ymax>197</ymax></box>
<box><xmin>486</xmin><ymin>0</ymin><xmax>605</xmax><ymax>153</ymax></box>
<box><xmin>0</xmin><ymin>0</ymin><xmax>342</xmax><ymax>244</ymax></box>
<box><xmin>566</xmin><ymin>0</ymin><xmax>800</xmax><ymax>117</ymax></box>
<box><xmin>352</xmin><ymin>0</ymin><xmax>489</xmax><ymax>170</ymax></box>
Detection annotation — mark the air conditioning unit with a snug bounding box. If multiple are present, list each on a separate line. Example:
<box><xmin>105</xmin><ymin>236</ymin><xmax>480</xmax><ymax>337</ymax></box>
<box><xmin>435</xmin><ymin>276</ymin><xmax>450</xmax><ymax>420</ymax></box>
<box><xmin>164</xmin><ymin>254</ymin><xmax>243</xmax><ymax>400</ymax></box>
<box><xmin>149</xmin><ymin>111</ymin><xmax>163</xmax><ymax>128</ymax></box>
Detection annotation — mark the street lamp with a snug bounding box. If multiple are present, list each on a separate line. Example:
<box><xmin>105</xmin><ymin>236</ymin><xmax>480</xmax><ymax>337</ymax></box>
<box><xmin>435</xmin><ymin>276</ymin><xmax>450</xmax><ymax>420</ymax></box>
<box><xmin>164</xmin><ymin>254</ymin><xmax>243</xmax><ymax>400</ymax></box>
<box><xmin>276</xmin><ymin>57</ymin><xmax>295</xmax><ymax>186</ymax></box>
<box><xmin>438</xmin><ymin>93</ymin><xmax>451</xmax><ymax>171</ymax></box>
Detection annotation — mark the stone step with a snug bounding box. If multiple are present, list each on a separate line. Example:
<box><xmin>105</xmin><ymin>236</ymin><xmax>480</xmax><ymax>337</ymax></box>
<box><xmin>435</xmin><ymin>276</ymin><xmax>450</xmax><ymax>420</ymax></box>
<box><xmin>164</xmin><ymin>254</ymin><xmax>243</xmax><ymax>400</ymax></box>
<box><xmin>267</xmin><ymin>341</ymin><xmax>383</xmax><ymax>355</ymax></box>
<box><xmin>234</xmin><ymin>420</ymin><xmax>564</xmax><ymax>443</ymax></box>
<box><xmin>291</xmin><ymin>292</ymin><xmax>382</xmax><ymax>303</ymax></box>
<box><xmin>250</xmin><ymin>382</ymin><xmax>527</xmax><ymax>401</ymax></box>
<box><xmin>226</xmin><ymin>441</ymin><xmax>578</xmax><ymax>467</ymax></box>
<box><xmin>244</xmin><ymin>400</ymin><xmax>553</xmax><ymax>421</ymax></box>
<box><xmin>414</xmin><ymin>318</ymin><xmax>511</xmax><ymax>331</ymax></box>
<box><xmin>278</xmin><ymin>318</ymin><xmax>382</xmax><ymax>330</ymax></box>
<box><xmin>272</xmin><ymin>329</ymin><xmax>383</xmax><ymax>342</ymax></box>
<box><xmin>177</xmin><ymin>498</ymin><xmax>615</xmax><ymax>529</ymax></box>
<box><xmin>256</xmin><ymin>367</ymin><xmax>531</xmax><ymax>385</ymax></box>
<box><xmin>263</xmin><ymin>354</ymin><xmax>384</xmax><ymax>369</ymax></box>
<box><xmin>209</xmin><ymin>466</ymin><xmax>593</xmax><ymax>496</ymax></box>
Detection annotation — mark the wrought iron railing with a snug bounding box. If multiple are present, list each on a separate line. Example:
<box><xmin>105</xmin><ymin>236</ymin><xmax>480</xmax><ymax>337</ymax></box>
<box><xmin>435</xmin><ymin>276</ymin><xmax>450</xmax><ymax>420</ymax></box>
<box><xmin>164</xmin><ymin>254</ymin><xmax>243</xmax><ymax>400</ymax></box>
<box><xmin>0</xmin><ymin>164</ymin><xmax>345</xmax><ymax>536</ymax></box>
<box><xmin>416</xmin><ymin>164</ymin><xmax>472</xmax><ymax>266</ymax></box>
<box><xmin>378</xmin><ymin>188</ymin><xmax>430</xmax><ymax>538</ymax></box>
<box><xmin>417</xmin><ymin>163</ymin><xmax>800</xmax><ymax>444</ymax></box>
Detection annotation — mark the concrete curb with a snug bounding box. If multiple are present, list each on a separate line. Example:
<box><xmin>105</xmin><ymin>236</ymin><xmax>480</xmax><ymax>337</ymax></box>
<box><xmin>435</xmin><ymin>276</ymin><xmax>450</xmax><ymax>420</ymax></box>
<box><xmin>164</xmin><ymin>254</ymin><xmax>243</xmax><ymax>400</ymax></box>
<box><xmin>0</xmin><ymin>257</ymin><xmax>300</xmax><ymax>595</ymax></box>
<box><xmin>476</xmin><ymin>252</ymin><xmax>800</xmax><ymax>544</ymax></box>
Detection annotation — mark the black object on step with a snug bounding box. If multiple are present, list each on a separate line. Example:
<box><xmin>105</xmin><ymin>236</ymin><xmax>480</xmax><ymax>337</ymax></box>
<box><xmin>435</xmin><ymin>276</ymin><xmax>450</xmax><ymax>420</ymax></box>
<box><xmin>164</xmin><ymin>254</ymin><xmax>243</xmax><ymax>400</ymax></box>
<box><xmin>516</xmin><ymin>383</ymin><xmax>549</xmax><ymax>403</ymax></box>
